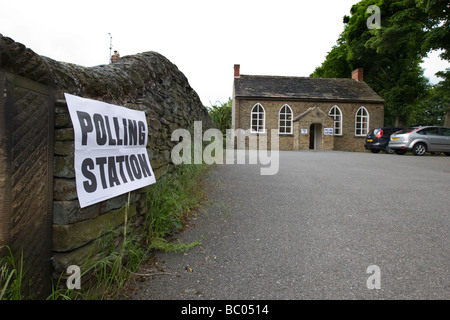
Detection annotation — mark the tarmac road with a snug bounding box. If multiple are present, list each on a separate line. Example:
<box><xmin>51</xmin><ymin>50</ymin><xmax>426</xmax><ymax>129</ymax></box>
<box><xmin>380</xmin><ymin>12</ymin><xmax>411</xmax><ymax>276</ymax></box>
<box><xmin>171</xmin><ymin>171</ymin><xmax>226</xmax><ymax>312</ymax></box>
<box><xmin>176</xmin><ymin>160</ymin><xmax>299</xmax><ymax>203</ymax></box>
<box><xmin>131</xmin><ymin>150</ymin><xmax>450</xmax><ymax>300</ymax></box>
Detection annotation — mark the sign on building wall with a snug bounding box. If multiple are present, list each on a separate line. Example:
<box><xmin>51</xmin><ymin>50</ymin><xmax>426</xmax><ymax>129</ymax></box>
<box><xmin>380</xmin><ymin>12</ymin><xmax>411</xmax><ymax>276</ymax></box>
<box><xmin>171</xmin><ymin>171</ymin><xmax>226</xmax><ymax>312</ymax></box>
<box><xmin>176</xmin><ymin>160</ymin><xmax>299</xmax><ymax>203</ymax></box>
<box><xmin>65</xmin><ymin>93</ymin><xmax>156</xmax><ymax>208</ymax></box>
<box><xmin>324</xmin><ymin>128</ymin><xmax>334</xmax><ymax>135</ymax></box>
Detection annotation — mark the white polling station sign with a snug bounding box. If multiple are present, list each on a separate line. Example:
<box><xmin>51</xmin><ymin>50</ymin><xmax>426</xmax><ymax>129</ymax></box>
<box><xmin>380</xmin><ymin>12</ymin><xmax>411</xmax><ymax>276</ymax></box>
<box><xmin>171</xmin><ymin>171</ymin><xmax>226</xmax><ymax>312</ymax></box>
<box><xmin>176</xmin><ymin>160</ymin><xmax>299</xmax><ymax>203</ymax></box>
<box><xmin>324</xmin><ymin>128</ymin><xmax>334</xmax><ymax>135</ymax></box>
<box><xmin>65</xmin><ymin>93</ymin><xmax>156</xmax><ymax>208</ymax></box>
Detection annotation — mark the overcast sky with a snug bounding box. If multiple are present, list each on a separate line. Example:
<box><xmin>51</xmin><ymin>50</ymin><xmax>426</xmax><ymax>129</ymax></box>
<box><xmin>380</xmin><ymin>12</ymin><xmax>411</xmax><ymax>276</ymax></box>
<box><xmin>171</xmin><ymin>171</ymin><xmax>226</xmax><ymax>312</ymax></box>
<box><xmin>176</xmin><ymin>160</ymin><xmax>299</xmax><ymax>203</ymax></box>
<box><xmin>1</xmin><ymin>0</ymin><xmax>448</xmax><ymax>106</ymax></box>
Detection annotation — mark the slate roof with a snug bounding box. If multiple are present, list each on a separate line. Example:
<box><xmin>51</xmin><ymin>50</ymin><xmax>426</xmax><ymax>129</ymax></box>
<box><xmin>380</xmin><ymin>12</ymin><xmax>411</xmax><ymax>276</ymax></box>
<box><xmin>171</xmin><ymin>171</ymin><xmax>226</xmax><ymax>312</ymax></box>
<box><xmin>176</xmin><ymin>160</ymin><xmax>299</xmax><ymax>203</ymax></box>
<box><xmin>234</xmin><ymin>75</ymin><xmax>385</xmax><ymax>103</ymax></box>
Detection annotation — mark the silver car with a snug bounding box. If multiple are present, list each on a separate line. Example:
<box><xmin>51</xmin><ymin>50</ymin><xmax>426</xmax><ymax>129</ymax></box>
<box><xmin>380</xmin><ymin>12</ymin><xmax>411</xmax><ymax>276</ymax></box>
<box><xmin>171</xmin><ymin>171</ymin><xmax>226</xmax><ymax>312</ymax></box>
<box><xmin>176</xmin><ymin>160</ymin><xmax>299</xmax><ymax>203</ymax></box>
<box><xmin>388</xmin><ymin>126</ymin><xmax>450</xmax><ymax>156</ymax></box>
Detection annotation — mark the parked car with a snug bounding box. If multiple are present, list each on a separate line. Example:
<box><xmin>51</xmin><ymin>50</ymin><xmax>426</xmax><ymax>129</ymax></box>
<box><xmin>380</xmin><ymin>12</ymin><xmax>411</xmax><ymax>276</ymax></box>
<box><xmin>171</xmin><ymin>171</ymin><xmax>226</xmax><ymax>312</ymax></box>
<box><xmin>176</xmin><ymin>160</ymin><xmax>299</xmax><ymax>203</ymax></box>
<box><xmin>365</xmin><ymin>127</ymin><xmax>404</xmax><ymax>153</ymax></box>
<box><xmin>388</xmin><ymin>126</ymin><xmax>450</xmax><ymax>156</ymax></box>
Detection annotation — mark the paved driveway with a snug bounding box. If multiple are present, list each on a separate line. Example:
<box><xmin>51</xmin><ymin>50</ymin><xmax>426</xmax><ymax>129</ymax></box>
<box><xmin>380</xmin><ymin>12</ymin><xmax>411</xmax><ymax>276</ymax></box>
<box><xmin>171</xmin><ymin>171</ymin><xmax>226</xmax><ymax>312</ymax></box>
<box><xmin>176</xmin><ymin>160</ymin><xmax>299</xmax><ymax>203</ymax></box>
<box><xmin>132</xmin><ymin>151</ymin><xmax>450</xmax><ymax>300</ymax></box>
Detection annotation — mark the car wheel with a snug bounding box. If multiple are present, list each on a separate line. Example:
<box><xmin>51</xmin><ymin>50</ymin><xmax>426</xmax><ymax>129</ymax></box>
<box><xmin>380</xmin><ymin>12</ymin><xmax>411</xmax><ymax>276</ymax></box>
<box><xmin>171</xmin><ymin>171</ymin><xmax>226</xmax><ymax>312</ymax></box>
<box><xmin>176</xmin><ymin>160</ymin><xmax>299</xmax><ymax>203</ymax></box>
<box><xmin>412</xmin><ymin>143</ymin><xmax>427</xmax><ymax>156</ymax></box>
<box><xmin>395</xmin><ymin>150</ymin><xmax>406</xmax><ymax>155</ymax></box>
<box><xmin>371</xmin><ymin>149</ymin><xmax>381</xmax><ymax>153</ymax></box>
<box><xmin>384</xmin><ymin>147</ymin><xmax>395</xmax><ymax>154</ymax></box>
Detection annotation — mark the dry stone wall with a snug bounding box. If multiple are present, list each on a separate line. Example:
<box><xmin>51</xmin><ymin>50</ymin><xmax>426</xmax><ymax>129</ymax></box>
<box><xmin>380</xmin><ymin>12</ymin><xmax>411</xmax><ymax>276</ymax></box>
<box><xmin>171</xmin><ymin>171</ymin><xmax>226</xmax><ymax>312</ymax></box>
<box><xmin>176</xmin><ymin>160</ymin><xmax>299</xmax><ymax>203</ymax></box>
<box><xmin>0</xmin><ymin>34</ymin><xmax>217</xmax><ymax>296</ymax></box>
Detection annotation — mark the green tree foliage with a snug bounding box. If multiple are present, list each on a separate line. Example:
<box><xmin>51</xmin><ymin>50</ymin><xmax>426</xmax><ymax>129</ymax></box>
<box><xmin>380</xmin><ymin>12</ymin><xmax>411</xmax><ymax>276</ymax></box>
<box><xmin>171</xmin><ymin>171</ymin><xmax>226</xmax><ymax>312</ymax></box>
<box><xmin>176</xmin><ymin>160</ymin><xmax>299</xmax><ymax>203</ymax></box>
<box><xmin>418</xmin><ymin>0</ymin><xmax>450</xmax><ymax>61</ymax></box>
<box><xmin>417</xmin><ymin>0</ymin><xmax>450</xmax><ymax>123</ymax></box>
<box><xmin>207</xmin><ymin>98</ymin><xmax>232</xmax><ymax>134</ymax></box>
<box><xmin>368</xmin><ymin>0</ymin><xmax>449</xmax><ymax>112</ymax></box>
<box><xmin>410</xmin><ymin>84</ymin><xmax>449</xmax><ymax>125</ymax></box>
<box><xmin>311</xmin><ymin>0</ymin><xmax>449</xmax><ymax>126</ymax></box>
<box><xmin>310</xmin><ymin>38</ymin><xmax>351</xmax><ymax>78</ymax></box>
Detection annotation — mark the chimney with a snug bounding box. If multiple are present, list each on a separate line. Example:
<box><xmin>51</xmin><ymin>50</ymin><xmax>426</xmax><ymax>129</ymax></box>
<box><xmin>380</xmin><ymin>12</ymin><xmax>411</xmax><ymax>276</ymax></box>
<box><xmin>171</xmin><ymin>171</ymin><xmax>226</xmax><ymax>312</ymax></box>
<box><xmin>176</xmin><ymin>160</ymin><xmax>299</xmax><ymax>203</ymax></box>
<box><xmin>111</xmin><ymin>50</ymin><xmax>120</xmax><ymax>64</ymax></box>
<box><xmin>352</xmin><ymin>68</ymin><xmax>363</xmax><ymax>82</ymax></box>
<box><xmin>234</xmin><ymin>64</ymin><xmax>240</xmax><ymax>78</ymax></box>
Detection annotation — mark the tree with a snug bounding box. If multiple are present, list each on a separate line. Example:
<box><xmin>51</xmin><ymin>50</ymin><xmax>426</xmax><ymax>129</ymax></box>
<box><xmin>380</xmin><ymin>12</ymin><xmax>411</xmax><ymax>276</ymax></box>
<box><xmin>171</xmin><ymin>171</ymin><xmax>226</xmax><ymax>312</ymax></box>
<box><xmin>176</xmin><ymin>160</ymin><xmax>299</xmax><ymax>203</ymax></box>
<box><xmin>206</xmin><ymin>98</ymin><xmax>232</xmax><ymax>134</ymax></box>
<box><xmin>432</xmin><ymin>77</ymin><xmax>450</xmax><ymax>126</ymax></box>
<box><xmin>370</xmin><ymin>0</ymin><xmax>450</xmax><ymax>125</ymax></box>
<box><xmin>418</xmin><ymin>0</ymin><xmax>450</xmax><ymax>61</ymax></box>
<box><xmin>310</xmin><ymin>38</ymin><xmax>351</xmax><ymax>78</ymax></box>
<box><xmin>410</xmin><ymin>84</ymin><xmax>449</xmax><ymax>126</ymax></box>
<box><xmin>311</xmin><ymin>0</ymin><xmax>443</xmax><ymax>126</ymax></box>
<box><xmin>345</xmin><ymin>0</ymin><xmax>429</xmax><ymax>126</ymax></box>
<box><xmin>417</xmin><ymin>0</ymin><xmax>450</xmax><ymax>125</ymax></box>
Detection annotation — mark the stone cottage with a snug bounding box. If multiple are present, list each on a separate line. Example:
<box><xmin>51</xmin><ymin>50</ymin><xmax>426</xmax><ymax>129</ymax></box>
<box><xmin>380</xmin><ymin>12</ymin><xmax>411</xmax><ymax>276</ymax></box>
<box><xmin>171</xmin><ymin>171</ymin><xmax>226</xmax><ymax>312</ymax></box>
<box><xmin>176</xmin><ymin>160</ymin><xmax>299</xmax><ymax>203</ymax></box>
<box><xmin>231</xmin><ymin>65</ymin><xmax>385</xmax><ymax>151</ymax></box>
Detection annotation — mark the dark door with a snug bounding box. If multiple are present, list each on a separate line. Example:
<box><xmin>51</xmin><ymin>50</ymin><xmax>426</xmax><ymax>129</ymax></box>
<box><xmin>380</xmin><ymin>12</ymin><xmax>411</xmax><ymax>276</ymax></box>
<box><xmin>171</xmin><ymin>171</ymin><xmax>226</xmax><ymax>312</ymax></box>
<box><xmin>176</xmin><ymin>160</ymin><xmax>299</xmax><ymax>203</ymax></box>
<box><xmin>309</xmin><ymin>124</ymin><xmax>315</xmax><ymax>149</ymax></box>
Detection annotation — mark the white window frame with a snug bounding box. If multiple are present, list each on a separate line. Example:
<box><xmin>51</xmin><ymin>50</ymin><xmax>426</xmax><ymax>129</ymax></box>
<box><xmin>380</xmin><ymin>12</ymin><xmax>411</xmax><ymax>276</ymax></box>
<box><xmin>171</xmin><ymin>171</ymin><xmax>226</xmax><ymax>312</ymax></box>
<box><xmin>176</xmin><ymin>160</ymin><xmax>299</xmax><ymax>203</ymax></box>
<box><xmin>250</xmin><ymin>103</ymin><xmax>266</xmax><ymax>133</ymax></box>
<box><xmin>328</xmin><ymin>105</ymin><xmax>343</xmax><ymax>136</ymax></box>
<box><xmin>355</xmin><ymin>106</ymin><xmax>369</xmax><ymax>136</ymax></box>
<box><xmin>278</xmin><ymin>104</ymin><xmax>293</xmax><ymax>135</ymax></box>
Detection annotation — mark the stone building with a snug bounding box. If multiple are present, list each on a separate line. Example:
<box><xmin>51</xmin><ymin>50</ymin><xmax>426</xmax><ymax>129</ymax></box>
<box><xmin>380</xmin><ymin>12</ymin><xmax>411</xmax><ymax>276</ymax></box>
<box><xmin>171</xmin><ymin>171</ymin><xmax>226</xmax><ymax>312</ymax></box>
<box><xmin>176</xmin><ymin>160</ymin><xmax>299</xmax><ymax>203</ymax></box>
<box><xmin>232</xmin><ymin>65</ymin><xmax>385</xmax><ymax>151</ymax></box>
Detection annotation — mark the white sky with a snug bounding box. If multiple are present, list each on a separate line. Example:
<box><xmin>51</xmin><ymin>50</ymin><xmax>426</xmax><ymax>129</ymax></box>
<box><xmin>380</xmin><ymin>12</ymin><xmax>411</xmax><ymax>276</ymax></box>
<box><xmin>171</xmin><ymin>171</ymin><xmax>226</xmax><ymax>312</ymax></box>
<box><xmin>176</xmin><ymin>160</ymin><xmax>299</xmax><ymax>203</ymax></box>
<box><xmin>1</xmin><ymin>0</ymin><xmax>448</xmax><ymax>106</ymax></box>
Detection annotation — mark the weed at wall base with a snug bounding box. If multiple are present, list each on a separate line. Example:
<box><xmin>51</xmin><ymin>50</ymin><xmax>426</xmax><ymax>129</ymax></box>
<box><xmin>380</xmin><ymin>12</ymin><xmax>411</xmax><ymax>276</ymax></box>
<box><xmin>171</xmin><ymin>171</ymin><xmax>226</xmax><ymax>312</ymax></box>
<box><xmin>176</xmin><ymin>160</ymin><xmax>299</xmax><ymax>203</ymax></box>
<box><xmin>48</xmin><ymin>162</ymin><xmax>208</xmax><ymax>300</ymax></box>
<box><xmin>0</xmin><ymin>246</ymin><xmax>26</xmax><ymax>300</ymax></box>
<box><xmin>144</xmin><ymin>162</ymin><xmax>208</xmax><ymax>248</ymax></box>
<box><xmin>2</xmin><ymin>161</ymin><xmax>209</xmax><ymax>300</ymax></box>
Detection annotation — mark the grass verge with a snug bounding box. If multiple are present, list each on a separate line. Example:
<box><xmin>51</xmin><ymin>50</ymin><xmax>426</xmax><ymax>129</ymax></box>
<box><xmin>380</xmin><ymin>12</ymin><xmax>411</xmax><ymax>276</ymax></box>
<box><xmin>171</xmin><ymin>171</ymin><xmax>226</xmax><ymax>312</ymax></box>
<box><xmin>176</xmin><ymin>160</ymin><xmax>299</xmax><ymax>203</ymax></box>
<box><xmin>0</xmin><ymin>246</ymin><xmax>25</xmax><ymax>300</ymax></box>
<box><xmin>1</xmin><ymin>162</ymin><xmax>211</xmax><ymax>300</ymax></box>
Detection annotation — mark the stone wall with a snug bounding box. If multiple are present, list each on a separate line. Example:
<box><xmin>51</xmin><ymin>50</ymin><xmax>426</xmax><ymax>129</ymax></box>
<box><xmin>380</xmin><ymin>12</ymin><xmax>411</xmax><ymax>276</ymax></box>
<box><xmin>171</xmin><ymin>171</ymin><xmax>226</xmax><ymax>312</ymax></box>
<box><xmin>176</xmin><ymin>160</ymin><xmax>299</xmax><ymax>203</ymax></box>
<box><xmin>0</xmin><ymin>34</ymin><xmax>217</xmax><ymax>296</ymax></box>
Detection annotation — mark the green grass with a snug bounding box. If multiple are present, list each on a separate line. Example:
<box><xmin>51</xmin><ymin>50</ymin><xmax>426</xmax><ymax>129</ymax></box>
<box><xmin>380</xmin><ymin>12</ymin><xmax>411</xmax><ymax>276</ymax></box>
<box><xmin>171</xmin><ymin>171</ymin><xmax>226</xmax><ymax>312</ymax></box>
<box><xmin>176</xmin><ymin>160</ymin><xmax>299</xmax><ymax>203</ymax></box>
<box><xmin>148</xmin><ymin>237</ymin><xmax>203</xmax><ymax>254</ymax></box>
<box><xmin>144</xmin><ymin>163</ymin><xmax>208</xmax><ymax>243</ymax></box>
<box><xmin>0</xmin><ymin>246</ymin><xmax>25</xmax><ymax>300</ymax></box>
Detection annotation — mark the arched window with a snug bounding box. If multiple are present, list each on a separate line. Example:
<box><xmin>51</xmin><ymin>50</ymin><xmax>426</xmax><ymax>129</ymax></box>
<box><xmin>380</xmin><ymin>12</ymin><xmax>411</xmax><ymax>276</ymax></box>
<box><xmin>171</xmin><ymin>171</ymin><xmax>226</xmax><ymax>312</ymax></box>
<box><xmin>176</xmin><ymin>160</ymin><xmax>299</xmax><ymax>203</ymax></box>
<box><xmin>251</xmin><ymin>103</ymin><xmax>265</xmax><ymax>133</ymax></box>
<box><xmin>328</xmin><ymin>105</ymin><xmax>342</xmax><ymax>136</ymax></box>
<box><xmin>355</xmin><ymin>106</ymin><xmax>369</xmax><ymax>136</ymax></box>
<box><xmin>278</xmin><ymin>104</ymin><xmax>293</xmax><ymax>134</ymax></box>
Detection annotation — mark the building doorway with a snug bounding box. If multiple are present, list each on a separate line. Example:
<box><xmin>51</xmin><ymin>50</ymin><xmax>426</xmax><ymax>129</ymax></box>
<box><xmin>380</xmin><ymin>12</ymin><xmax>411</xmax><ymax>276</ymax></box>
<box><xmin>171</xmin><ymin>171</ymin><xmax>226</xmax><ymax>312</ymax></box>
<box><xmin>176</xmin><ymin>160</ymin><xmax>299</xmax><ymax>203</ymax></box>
<box><xmin>309</xmin><ymin>123</ymin><xmax>322</xmax><ymax>150</ymax></box>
